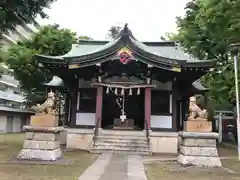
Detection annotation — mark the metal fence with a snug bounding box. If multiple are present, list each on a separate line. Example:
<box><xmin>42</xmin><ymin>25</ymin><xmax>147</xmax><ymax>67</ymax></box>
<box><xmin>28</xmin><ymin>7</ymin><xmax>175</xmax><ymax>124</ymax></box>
<box><xmin>214</xmin><ymin>110</ymin><xmax>237</xmax><ymax>144</ymax></box>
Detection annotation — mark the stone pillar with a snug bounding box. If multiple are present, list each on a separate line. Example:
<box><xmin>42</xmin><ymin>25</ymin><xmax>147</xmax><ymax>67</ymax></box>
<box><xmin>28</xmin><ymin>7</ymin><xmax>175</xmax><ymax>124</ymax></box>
<box><xmin>17</xmin><ymin>114</ymin><xmax>64</xmax><ymax>161</ymax></box>
<box><xmin>145</xmin><ymin>88</ymin><xmax>151</xmax><ymax>129</ymax></box>
<box><xmin>95</xmin><ymin>87</ymin><xmax>103</xmax><ymax>128</ymax></box>
<box><xmin>177</xmin><ymin>131</ymin><xmax>222</xmax><ymax>167</ymax></box>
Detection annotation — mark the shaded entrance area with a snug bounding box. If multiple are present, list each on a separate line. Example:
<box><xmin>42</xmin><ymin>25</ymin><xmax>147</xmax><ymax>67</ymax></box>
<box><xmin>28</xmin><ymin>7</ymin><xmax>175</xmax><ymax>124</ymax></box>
<box><xmin>102</xmin><ymin>89</ymin><xmax>145</xmax><ymax>130</ymax></box>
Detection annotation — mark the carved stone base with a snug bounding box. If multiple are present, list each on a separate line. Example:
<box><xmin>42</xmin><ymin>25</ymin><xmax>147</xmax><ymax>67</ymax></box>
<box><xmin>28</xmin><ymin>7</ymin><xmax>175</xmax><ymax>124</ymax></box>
<box><xmin>178</xmin><ymin>154</ymin><xmax>222</xmax><ymax>167</ymax></box>
<box><xmin>30</xmin><ymin>114</ymin><xmax>59</xmax><ymax>127</ymax></box>
<box><xmin>17</xmin><ymin>126</ymin><xmax>64</xmax><ymax>161</ymax></box>
<box><xmin>177</xmin><ymin>131</ymin><xmax>221</xmax><ymax>167</ymax></box>
<box><xmin>18</xmin><ymin>149</ymin><xmax>62</xmax><ymax>161</ymax></box>
<box><xmin>184</xmin><ymin>120</ymin><xmax>212</xmax><ymax>132</ymax></box>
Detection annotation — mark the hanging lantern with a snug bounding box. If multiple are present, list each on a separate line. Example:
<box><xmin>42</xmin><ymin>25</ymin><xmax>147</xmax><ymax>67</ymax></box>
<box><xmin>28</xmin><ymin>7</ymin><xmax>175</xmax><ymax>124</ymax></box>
<box><xmin>129</xmin><ymin>88</ymin><xmax>132</xmax><ymax>95</ymax></box>
<box><xmin>121</xmin><ymin>88</ymin><xmax>124</xmax><ymax>95</ymax></box>
<box><xmin>137</xmin><ymin>87</ymin><xmax>140</xmax><ymax>95</ymax></box>
<box><xmin>115</xmin><ymin>88</ymin><xmax>118</xmax><ymax>95</ymax></box>
<box><xmin>106</xmin><ymin>87</ymin><xmax>109</xmax><ymax>94</ymax></box>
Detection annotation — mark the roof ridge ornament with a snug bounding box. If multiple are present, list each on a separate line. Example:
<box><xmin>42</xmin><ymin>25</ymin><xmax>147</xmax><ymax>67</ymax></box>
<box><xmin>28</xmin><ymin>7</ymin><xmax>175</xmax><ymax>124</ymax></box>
<box><xmin>123</xmin><ymin>23</ymin><xmax>129</xmax><ymax>32</ymax></box>
<box><xmin>118</xmin><ymin>23</ymin><xmax>136</xmax><ymax>39</ymax></box>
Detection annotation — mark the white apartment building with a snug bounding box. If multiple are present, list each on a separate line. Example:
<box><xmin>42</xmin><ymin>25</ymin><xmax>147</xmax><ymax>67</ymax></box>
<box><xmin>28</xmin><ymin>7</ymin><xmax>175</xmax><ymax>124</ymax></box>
<box><xmin>0</xmin><ymin>21</ymin><xmax>39</xmax><ymax>133</ymax></box>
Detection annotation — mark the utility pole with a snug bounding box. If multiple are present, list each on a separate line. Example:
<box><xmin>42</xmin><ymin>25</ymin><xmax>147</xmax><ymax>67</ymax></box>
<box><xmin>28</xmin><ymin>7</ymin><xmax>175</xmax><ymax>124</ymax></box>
<box><xmin>229</xmin><ymin>43</ymin><xmax>240</xmax><ymax>161</ymax></box>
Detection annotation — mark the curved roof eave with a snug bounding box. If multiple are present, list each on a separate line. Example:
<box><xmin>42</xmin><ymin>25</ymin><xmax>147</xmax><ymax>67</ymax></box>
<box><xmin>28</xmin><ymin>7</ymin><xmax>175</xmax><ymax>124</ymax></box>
<box><xmin>66</xmin><ymin>39</ymin><xmax>187</xmax><ymax>68</ymax></box>
<box><xmin>34</xmin><ymin>24</ymin><xmax>216</xmax><ymax>68</ymax></box>
<box><xmin>184</xmin><ymin>59</ymin><xmax>216</xmax><ymax>68</ymax></box>
<box><xmin>34</xmin><ymin>54</ymin><xmax>66</xmax><ymax>64</ymax></box>
<box><xmin>34</xmin><ymin>43</ymin><xmax>82</xmax><ymax>63</ymax></box>
<box><xmin>65</xmin><ymin>37</ymin><xmax>121</xmax><ymax>61</ymax></box>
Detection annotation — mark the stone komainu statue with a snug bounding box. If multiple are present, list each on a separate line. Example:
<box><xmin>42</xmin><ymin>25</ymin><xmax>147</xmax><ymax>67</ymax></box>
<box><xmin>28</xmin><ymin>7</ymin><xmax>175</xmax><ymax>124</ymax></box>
<box><xmin>31</xmin><ymin>91</ymin><xmax>56</xmax><ymax>114</ymax></box>
<box><xmin>188</xmin><ymin>96</ymin><xmax>208</xmax><ymax>120</ymax></box>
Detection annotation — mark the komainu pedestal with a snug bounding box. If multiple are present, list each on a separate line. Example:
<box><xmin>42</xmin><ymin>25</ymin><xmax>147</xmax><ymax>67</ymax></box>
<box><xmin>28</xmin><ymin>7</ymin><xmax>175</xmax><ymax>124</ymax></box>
<box><xmin>184</xmin><ymin>120</ymin><xmax>212</xmax><ymax>132</ymax></box>
<box><xmin>17</xmin><ymin>114</ymin><xmax>64</xmax><ymax>161</ymax></box>
<box><xmin>177</xmin><ymin>131</ymin><xmax>222</xmax><ymax>167</ymax></box>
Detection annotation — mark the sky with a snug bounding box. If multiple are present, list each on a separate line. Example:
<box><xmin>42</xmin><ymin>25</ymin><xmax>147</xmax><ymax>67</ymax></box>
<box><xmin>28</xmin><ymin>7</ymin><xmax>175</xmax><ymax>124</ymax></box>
<box><xmin>36</xmin><ymin>0</ymin><xmax>189</xmax><ymax>41</ymax></box>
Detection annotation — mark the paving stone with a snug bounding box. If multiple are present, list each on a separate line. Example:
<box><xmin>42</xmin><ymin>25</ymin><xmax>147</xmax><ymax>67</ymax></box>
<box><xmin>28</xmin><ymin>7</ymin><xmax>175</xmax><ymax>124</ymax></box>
<box><xmin>99</xmin><ymin>154</ymin><xmax>128</xmax><ymax>180</ymax></box>
<box><xmin>78</xmin><ymin>153</ymin><xmax>112</xmax><ymax>180</ymax></box>
<box><xmin>77</xmin><ymin>153</ymin><xmax>148</xmax><ymax>180</ymax></box>
<box><xmin>127</xmin><ymin>155</ymin><xmax>147</xmax><ymax>180</ymax></box>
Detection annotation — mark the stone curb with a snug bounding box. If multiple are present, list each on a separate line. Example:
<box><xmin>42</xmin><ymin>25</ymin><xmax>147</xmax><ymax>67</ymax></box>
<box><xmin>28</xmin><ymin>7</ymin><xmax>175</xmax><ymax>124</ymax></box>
<box><xmin>143</xmin><ymin>156</ymin><xmax>237</xmax><ymax>163</ymax></box>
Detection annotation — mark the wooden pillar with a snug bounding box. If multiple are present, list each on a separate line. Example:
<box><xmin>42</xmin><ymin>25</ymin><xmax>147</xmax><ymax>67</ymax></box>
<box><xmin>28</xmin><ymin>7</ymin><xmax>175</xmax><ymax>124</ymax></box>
<box><xmin>145</xmin><ymin>88</ymin><xmax>151</xmax><ymax>129</ymax></box>
<box><xmin>63</xmin><ymin>94</ymin><xmax>69</xmax><ymax>126</ymax></box>
<box><xmin>69</xmin><ymin>90</ymin><xmax>77</xmax><ymax>127</ymax></box>
<box><xmin>95</xmin><ymin>87</ymin><xmax>103</xmax><ymax>128</ymax></box>
<box><xmin>171</xmin><ymin>89</ymin><xmax>178</xmax><ymax>131</ymax></box>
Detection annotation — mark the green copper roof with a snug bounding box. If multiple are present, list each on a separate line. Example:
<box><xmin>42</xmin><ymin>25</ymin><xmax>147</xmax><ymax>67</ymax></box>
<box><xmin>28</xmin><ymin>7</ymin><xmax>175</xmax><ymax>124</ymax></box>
<box><xmin>52</xmin><ymin>38</ymin><xmax>200</xmax><ymax>63</ymax></box>
<box><xmin>35</xmin><ymin>24</ymin><xmax>215</xmax><ymax>69</ymax></box>
<box><xmin>63</xmin><ymin>38</ymin><xmax>120</xmax><ymax>58</ymax></box>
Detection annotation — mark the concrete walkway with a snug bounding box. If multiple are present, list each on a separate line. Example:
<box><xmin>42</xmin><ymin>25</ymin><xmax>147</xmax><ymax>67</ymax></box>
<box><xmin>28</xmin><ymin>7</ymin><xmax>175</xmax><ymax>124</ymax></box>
<box><xmin>78</xmin><ymin>153</ymin><xmax>147</xmax><ymax>180</ymax></box>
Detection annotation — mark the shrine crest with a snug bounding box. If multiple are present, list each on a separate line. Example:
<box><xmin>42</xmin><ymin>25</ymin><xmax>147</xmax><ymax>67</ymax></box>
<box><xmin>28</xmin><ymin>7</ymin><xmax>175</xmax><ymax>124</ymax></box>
<box><xmin>117</xmin><ymin>47</ymin><xmax>133</xmax><ymax>64</ymax></box>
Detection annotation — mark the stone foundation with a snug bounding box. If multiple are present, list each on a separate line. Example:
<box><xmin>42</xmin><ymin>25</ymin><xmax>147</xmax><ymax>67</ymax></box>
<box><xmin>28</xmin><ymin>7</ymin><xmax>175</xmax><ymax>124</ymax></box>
<box><xmin>66</xmin><ymin>128</ymin><xmax>93</xmax><ymax>150</ymax></box>
<box><xmin>150</xmin><ymin>132</ymin><xmax>178</xmax><ymax>154</ymax></box>
<box><xmin>177</xmin><ymin>131</ymin><xmax>222</xmax><ymax>167</ymax></box>
<box><xmin>17</xmin><ymin>126</ymin><xmax>64</xmax><ymax>161</ymax></box>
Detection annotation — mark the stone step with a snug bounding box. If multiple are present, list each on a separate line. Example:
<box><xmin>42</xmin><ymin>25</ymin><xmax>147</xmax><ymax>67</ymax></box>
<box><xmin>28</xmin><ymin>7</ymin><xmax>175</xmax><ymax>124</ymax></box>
<box><xmin>93</xmin><ymin>142</ymin><xmax>149</xmax><ymax>149</ymax></box>
<box><xmin>99</xmin><ymin>131</ymin><xmax>146</xmax><ymax>137</ymax></box>
<box><xmin>97</xmin><ymin>135</ymin><xmax>147</xmax><ymax>141</ymax></box>
<box><xmin>96</xmin><ymin>141</ymin><xmax>148</xmax><ymax>146</ymax></box>
<box><xmin>90</xmin><ymin>148</ymin><xmax>152</xmax><ymax>155</ymax></box>
<box><xmin>96</xmin><ymin>138</ymin><xmax>148</xmax><ymax>144</ymax></box>
<box><xmin>92</xmin><ymin>145</ymin><xmax>149</xmax><ymax>151</ymax></box>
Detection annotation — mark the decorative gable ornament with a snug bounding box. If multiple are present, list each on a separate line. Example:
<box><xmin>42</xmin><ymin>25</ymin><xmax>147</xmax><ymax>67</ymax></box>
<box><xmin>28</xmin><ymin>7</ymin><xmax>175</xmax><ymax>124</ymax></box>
<box><xmin>117</xmin><ymin>47</ymin><xmax>133</xmax><ymax>64</ymax></box>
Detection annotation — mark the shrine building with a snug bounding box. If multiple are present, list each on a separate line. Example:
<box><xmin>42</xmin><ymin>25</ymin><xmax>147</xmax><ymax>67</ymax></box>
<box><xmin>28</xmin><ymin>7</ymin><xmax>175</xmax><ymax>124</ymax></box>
<box><xmin>35</xmin><ymin>25</ymin><xmax>215</xmax><ymax>154</ymax></box>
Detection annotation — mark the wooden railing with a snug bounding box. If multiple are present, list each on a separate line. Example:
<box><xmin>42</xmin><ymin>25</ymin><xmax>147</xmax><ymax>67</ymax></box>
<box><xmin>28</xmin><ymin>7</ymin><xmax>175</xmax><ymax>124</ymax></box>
<box><xmin>93</xmin><ymin>118</ymin><xmax>100</xmax><ymax>146</ymax></box>
<box><xmin>145</xmin><ymin>119</ymin><xmax>150</xmax><ymax>149</ymax></box>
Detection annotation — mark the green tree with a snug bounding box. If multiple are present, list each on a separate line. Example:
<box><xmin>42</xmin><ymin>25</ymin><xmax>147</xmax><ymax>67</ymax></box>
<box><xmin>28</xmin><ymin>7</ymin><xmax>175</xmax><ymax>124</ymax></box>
<box><xmin>5</xmin><ymin>24</ymin><xmax>77</xmax><ymax>105</ymax></box>
<box><xmin>171</xmin><ymin>0</ymin><xmax>240</xmax><ymax>107</ymax></box>
<box><xmin>107</xmin><ymin>25</ymin><xmax>121</xmax><ymax>39</ymax></box>
<box><xmin>0</xmin><ymin>0</ymin><xmax>56</xmax><ymax>34</ymax></box>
